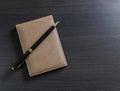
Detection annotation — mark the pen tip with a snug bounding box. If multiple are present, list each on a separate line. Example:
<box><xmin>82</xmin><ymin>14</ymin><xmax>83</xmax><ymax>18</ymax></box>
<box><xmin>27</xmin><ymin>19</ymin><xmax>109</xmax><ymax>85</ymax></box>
<box><xmin>53</xmin><ymin>21</ymin><xmax>60</xmax><ymax>27</ymax></box>
<box><xmin>11</xmin><ymin>67</ymin><xmax>15</xmax><ymax>71</ymax></box>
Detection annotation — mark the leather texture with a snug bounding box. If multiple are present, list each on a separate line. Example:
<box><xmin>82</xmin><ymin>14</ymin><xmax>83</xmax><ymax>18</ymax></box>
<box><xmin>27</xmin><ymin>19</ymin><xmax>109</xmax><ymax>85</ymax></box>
<box><xmin>16</xmin><ymin>15</ymin><xmax>67</xmax><ymax>77</ymax></box>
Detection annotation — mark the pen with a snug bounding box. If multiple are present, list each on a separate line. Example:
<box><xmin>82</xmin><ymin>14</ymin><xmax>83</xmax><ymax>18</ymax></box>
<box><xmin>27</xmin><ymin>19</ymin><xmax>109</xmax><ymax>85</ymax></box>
<box><xmin>11</xmin><ymin>21</ymin><xmax>60</xmax><ymax>71</ymax></box>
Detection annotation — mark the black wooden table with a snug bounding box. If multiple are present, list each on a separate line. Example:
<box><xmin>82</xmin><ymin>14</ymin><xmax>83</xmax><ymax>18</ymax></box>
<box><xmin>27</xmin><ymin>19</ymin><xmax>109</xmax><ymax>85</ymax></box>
<box><xmin>1</xmin><ymin>0</ymin><xmax>120</xmax><ymax>91</ymax></box>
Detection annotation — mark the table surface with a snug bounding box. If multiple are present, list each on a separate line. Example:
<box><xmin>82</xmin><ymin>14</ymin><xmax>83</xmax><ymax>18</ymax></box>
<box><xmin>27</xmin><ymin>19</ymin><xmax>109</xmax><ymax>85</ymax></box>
<box><xmin>1</xmin><ymin>0</ymin><xmax>120</xmax><ymax>91</ymax></box>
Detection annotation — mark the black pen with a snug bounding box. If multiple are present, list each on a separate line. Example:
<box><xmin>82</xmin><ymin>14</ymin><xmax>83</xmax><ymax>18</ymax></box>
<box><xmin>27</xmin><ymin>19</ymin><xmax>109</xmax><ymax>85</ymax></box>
<box><xmin>11</xmin><ymin>21</ymin><xmax>60</xmax><ymax>71</ymax></box>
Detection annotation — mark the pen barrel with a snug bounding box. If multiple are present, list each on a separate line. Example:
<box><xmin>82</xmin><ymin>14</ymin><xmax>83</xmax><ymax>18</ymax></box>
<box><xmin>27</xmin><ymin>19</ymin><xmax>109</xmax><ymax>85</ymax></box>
<box><xmin>11</xmin><ymin>51</ymin><xmax>31</xmax><ymax>70</ymax></box>
<box><xmin>31</xmin><ymin>26</ymin><xmax>54</xmax><ymax>50</ymax></box>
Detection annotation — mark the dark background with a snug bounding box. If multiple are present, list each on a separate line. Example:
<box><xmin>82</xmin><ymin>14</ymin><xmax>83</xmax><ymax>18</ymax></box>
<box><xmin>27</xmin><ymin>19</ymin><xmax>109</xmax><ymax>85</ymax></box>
<box><xmin>1</xmin><ymin>0</ymin><xmax>120</xmax><ymax>91</ymax></box>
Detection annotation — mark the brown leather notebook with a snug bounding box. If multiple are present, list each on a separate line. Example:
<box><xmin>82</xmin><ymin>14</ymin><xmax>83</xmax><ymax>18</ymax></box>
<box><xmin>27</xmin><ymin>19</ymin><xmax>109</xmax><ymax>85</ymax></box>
<box><xmin>16</xmin><ymin>15</ymin><xmax>67</xmax><ymax>77</ymax></box>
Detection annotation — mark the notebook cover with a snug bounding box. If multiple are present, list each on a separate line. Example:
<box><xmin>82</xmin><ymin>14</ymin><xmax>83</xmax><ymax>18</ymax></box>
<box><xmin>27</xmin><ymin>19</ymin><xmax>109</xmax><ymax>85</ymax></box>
<box><xmin>16</xmin><ymin>15</ymin><xmax>67</xmax><ymax>77</ymax></box>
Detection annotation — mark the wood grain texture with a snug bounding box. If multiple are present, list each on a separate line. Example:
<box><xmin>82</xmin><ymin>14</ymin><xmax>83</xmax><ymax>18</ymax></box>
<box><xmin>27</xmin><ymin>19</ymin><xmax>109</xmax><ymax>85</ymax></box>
<box><xmin>1</xmin><ymin>0</ymin><xmax>120</xmax><ymax>91</ymax></box>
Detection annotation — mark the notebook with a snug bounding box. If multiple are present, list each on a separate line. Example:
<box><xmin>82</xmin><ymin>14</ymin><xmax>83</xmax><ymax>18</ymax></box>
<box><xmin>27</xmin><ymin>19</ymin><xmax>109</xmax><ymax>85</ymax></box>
<box><xmin>16</xmin><ymin>15</ymin><xmax>68</xmax><ymax>77</ymax></box>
